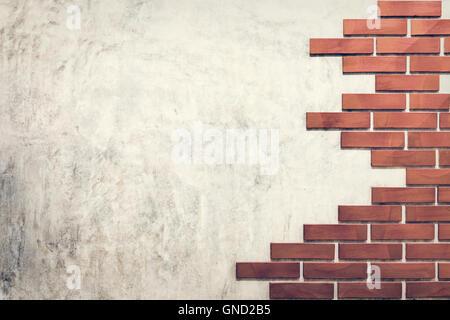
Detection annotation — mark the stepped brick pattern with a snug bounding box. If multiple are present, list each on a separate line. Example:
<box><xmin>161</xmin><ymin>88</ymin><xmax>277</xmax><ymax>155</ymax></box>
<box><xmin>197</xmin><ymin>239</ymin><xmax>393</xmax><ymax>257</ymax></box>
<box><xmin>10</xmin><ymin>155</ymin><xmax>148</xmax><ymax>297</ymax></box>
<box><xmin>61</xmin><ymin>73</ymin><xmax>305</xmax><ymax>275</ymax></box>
<box><xmin>236</xmin><ymin>1</ymin><xmax>450</xmax><ymax>299</ymax></box>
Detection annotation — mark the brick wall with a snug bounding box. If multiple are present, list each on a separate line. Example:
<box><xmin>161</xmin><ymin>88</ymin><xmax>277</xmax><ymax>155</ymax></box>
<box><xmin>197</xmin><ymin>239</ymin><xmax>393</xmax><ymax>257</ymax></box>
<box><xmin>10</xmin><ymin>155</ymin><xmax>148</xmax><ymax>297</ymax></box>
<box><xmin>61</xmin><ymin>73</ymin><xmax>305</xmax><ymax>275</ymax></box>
<box><xmin>236</xmin><ymin>1</ymin><xmax>450</xmax><ymax>299</ymax></box>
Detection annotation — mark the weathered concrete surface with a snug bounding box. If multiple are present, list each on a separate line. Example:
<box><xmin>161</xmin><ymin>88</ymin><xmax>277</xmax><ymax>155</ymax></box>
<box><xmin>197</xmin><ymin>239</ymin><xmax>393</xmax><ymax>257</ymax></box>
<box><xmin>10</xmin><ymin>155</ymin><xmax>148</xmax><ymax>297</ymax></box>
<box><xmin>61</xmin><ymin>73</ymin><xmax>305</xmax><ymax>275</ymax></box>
<box><xmin>0</xmin><ymin>0</ymin><xmax>429</xmax><ymax>299</ymax></box>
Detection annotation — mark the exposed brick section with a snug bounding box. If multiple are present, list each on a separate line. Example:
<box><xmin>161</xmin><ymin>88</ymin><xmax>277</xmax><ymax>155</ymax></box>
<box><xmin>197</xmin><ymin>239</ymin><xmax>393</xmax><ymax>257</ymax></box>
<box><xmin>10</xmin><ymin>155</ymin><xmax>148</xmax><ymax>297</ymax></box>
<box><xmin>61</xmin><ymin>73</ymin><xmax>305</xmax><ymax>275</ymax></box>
<box><xmin>407</xmin><ymin>206</ymin><xmax>450</xmax><ymax>222</ymax></box>
<box><xmin>407</xmin><ymin>282</ymin><xmax>450</xmax><ymax>298</ymax></box>
<box><xmin>439</xmin><ymin>225</ymin><xmax>450</xmax><ymax>240</ymax></box>
<box><xmin>306</xmin><ymin>112</ymin><xmax>370</xmax><ymax>129</ymax></box>
<box><xmin>411</xmin><ymin>19</ymin><xmax>450</xmax><ymax>36</ymax></box>
<box><xmin>270</xmin><ymin>243</ymin><xmax>334</xmax><ymax>260</ymax></box>
<box><xmin>371</xmin><ymin>224</ymin><xmax>434</xmax><ymax>241</ymax></box>
<box><xmin>338</xmin><ymin>282</ymin><xmax>402</xmax><ymax>299</ymax></box>
<box><xmin>239</xmin><ymin>1</ymin><xmax>450</xmax><ymax>300</ymax></box>
<box><xmin>342</xmin><ymin>94</ymin><xmax>406</xmax><ymax>110</ymax></box>
<box><xmin>409</xmin><ymin>132</ymin><xmax>450</xmax><ymax>148</ymax></box>
<box><xmin>338</xmin><ymin>205</ymin><xmax>402</xmax><ymax>222</ymax></box>
<box><xmin>440</xmin><ymin>150</ymin><xmax>450</xmax><ymax>166</ymax></box>
<box><xmin>373</xmin><ymin>112</ymin><xmax>436</xmax><ymax>129</ymax></box>
<box><xmin>439</xmin><ymin>263</ymin><xmax>450</xmax><ymax>279</ymax></box>
<box><xmin>377</xmin><ymin>38</ymin><xmax>440</xmax><ymax>54</ymax></box>
<box><xmin>339</xmin><ymin>243</ymin><xmax>402</xmax><ymax>260</ymax></box>
<box><xmin>407</xmin><ymin>244</ymin><xmax>450</xmax><ymax>260</ymax></box>
<box><xmin>439</xmin><ymin>187</ymin><xmax>450</xmax><ymax>203</ymax></box>
<box><xmin>376</xmin><ymin>75</ymin><xmax>439</xmax><ymax>92</ymax></box>
<box><xmin>344</xmin><ymin>19</ymin><xmax>406</xmax><ymax>36</ymax></box>
<box><xmin>310</xmin><ymin>39</ymin><xmax>373</xmax><ymax>55</ymax></box>
<box><xmin>303</xmin><ymin>263</ymin><xmax>366</xmax><ymax>280</ymax></box>
<box><xmin>236</xmin><ymin>262</ymin><xmax>300</xmax><ymax>279</ymax></box>
<box><xmin>411</xmin><ymin>57</ymin><xmax>450</xmax><ymax>73</ymax></box>
<box><xmin>341</xmin><ymin>132</ymin><xmax>404</xmax><ymax>148</ymax></box>
<box><xmin>407</xmin><ymin>169</ymin><xmax>450</xmax><ymax>185</ymax></box>
<box><xmin>376</xmin><ymin>263</ymin><xmax>435</xmax><ymax>280</ymax></box>
<box><xmin>372</xmin><ymin>187</ymin><xmax>435</xmax><ymax>204</ymax></box>
<box><xmin>270</xmin><ymin>283</ymin><xmax>334</xmax><ymax>299</ymax></box>
<box><xmin>304</xmin><ymin>224</ymin><xmax>367</xmax><ymax>241</ymax></box>
<box><xmin>410</xmin><ymin>94</ymin><xmax>450</xmax><ymax>110</ymax></box>
<box><xmin>372</xmin><ymin>150</ymin><xmax>435</xmax><ymax>167</ymax></box>
<box><xmin>440</xmin><ymin>113</ymin><xmax>450</xmax><ymax>129</ymax></box>
<box><xmin>343</xmin><ymin>57</ymin><xmax>406</xmax><ymax>74</ymax></box>
<box><xmin>378</xmin><ymin>1</ymin><xmax>441</xmax><ymax>17</ymax></box>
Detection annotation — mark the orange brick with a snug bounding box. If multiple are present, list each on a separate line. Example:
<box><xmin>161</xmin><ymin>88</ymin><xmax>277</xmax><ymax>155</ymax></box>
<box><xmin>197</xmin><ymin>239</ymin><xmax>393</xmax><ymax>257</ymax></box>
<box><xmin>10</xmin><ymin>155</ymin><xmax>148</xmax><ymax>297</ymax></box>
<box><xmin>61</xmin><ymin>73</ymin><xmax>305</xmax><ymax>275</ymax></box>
<box><xmin>306</xmin><ymin>112</ymin><xmax>370</xmax><ymax>129</ymax></box>
<box><xmin>344</xmin><ymin>19</ymin><xmax>406</xmax><ymax>36</ymax></box>
<box><xmin>439</xmin><ymin>224</ymin><xmax>450</xmax><ymax>240</ymax></box>
<box><xmin>439</xmin><ymin>263</ymin><xmax>450</xmax><ymax>279</ymax></box>
<box><xmin>446</xmin><ymin>38</ymin><xmax>450</xmax><ymax>54</ymax></box>
<box><xmin>439</xmin><ymin>187</ymin><xmax>450</xmax><ymax>203</ymax></box>
<box><xmin>372</xmin><ymin>187</ymin><xmax>435</xmax><ymax>204</ymax></box>
<box><xmin>310</xmin><ymin>38</ymin><xmax>373</xmax><ymax>55</ymax></box>
<box><xmin>411</xmin><ymin>56</ymin><xmax>450</xmax><ymax>73</ymax></box>
<box><xmin>407</xmin><ymin>169</ymin><xmax>450</xmax><ymax>185</ymax></box>
<box><xmin>378</xmin><ymin>1</ymin><xmax>441</xmax><ymax>17</ymax></box>
<box><xmin>341</xmin><ymin>132</ymin><xmax>404</xmax><ymax>148</ymax></box>
<box><xmin>376</xmin><ymin>75</ymin><xmax>439</xmax><ymax>92</ymax></box>
<box><xmin>410</xmin><ymin>94</ymin><xmax>449</xmax><ymax>110</ymax></box>
<box><xmin>343</xmin><ymin>56</ymin><xmax>406</xmax><ymax>73</ymax></box>
<box><xmin>440</xmin><ymin>113</ymin><xmax>450</xmax><ymax>128</ymax></box>
<box><xmin>373</xmin><ymin>112</ymin><xmax>436</xmax><ymax>129</ymax></box>
<box><xmin>342</xmin><ymin>94</ymin><xmax>405</xmax><ymax>110</ymax></box>
<box><xmin>377</xmin><ymin>38</ymin><xmax>440</xmax><ymax>54</ymax></box>
<box><xmin>412</xmin><ymin>19</ymin><xmax>450</xmax><ymax>35</ymax></box>
<box><xmin>372</xmin><ymin>150</ymin><xmax>435</xmax><ymax>167</ymax></box>
<box><xmin>440</xmin><ymin>150</ymin><xmax>450</xmax><ymax>166</ymax></box>
<box><xmin>409</xmin><ymin>132</ymin><xmax>450</xmax><ymax>148</ymax></box>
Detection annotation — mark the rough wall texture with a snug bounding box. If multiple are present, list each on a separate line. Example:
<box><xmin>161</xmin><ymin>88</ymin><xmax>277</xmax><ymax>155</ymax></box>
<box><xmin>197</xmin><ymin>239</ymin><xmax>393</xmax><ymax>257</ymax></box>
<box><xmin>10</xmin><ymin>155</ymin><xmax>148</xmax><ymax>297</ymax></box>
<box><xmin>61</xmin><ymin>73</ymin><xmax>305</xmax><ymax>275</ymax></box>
<box><xmin>0</xmin><ymin>0</ymin><xmax>437</xmax><ymax>299</ymax></box>
<box><xmin>237</xmin><ymin>1</ymin><xmax>450</xmax><ymax>299</ymax></box>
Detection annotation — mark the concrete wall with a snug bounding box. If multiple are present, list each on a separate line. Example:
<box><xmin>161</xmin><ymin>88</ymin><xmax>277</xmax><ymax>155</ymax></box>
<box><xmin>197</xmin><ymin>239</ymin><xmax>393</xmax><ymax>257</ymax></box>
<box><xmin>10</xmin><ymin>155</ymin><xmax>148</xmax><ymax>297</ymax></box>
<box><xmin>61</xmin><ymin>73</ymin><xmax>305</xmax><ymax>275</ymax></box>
<box><xmin>0</xmin><ymin>0</ymin><xmax>445</xmax><ymax>299</ymax></box>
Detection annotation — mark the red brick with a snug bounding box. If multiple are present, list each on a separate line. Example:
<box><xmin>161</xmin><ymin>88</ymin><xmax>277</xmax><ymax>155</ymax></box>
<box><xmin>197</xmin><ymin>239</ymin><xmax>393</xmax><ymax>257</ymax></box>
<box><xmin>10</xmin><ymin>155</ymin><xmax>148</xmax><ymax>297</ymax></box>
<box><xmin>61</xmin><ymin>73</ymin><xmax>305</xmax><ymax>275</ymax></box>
<box><xmin>270</xmin><ymin>282</ymin><xmax>334</xmax><ymax>299</ymax></box>
<box><xmin>446</xmin><ymin>38</ymin><xmax>450</xmax><ymax>54</ymax></box>
<box><xmin>344</xmin><ymin>19</ymin><xmax>406</xmax><ymax>36</ymax></box>
<box><xmin>377</xmin><ymin>38</ymin><xmax>440</xmax><ymax>54</ymax></box>
<box><xmin>371</xmin><ymin>224</ymin><xmax>434</xmax><ymax>241</ymax></box>
<box><xmin>341</xmin><ymin>132</ymin><xmax>404</xmax><ymax>148</ymax></box>
<box><xmin>407</xmin><ymin>206</ymin><xmax>450</xmax><ymax>222</ymax></box>
<box><xmin>342</xmin><ymin>94</ymin><xmax>405</xmax><ymax>110</ymax></box>
<box><xmin>407</xmin><ymin>282</ymin><xmax>450</xmax><ymax>298</ymax></box>
<box><xmin>376</xmin><ymin>263</ymin><xmax>435</xmax><ymax>280</ymax></box>
<box><xmin>304</xmin><ymin>224</ymin><xmax>367</xmax><ymax>241</ymax></box>
<box><xmin>439</xmin><ymin>187</ymin><xmax>450</xmax><ymax>203</ymax></box>
<box><xmin>303</xmin><ymin>263</ymin><xmax>366</xmax><ymax>280</ymax></box>
<box><xmin>372</xmin><ymin>187</ymin><xmax>435</xmax><ymax>204</ymax></box>
<box><xmin>270</xmin><ymin>243</ymin><xmax>334</xmax><ymax>260</ymax></box>
<box><xmin>440</xmin><ymin>150</ymin><xmax>450</xmax><ymax>166</ymax></box>
<box><xmin>407</xmin><ymin>169</ymin><xmax>450</xmax><ymax>185</ymax></box>
<box><xmin>310</xmin><ymin>38</ymin><xmax>373</xmax><ymax>55</ymax></box>
<box><xmin>410</xmin><ymin>94</ymin><xmax>449</xmax><ymax>110</ymax></box>
<box><xmin>412</xmin><ymin>19</ymin><xmax>450</xmax><ymax>36</ymax></box>
<box><xmin>306</xmin><ymin>112</ymin><xmax>370</xmax><ymax>129</ymax></box>
<box><xmin>372</xmin><ymin>150</ymin><xmax>435</xmax><ymax>167</ymax></box>
<box><xmin>411</xmin><ymin>57</ymin><xmax>450</xmax><ymax>73</ymax></box>
<box><xmin>339</xmin><ymin>243</ymin><xmax>402</xmax><ymax>260</ymax></box>
<box><xmin>236</xmin><ymin>262</ymin><xmax>299</xmax><ymax>279</ymax></box>
<box><xmin>373</xmin><ymin>112</ymin><xmax>436</xmax><ymax>129</ymax></box>
<box><xmin>407</xmin><ymin>243</ymin><xmax>450</xmax><ymax>260</ymax></box>
<box><xmin>338</xmin><ymin>205</ymin><xmax>402</xmax><ymax>222</ymax></box>
<box><xmin>338</xmin><ymin>282</ymin><xmax>402</xmax><ymax>299</ymax></box>
<box><xmin>376</xmin><ymin>75</ymin><xmax>439</xmax><ymax>92</ymax></box>
<box><xmin>343</xmin><ymin>56</ymin><xmax>406</xmax><ymax>73</ymax></box>
<box><xmin>439</xmin><ymin>224</ymin><xmax>450</xmax><ymax>240</ymax></box>
<box><xmin>438</xmin><ymin>263</ymin><xmax>450</xmax><ymax>279</ymax></box>
<box><xmin>409</xmin><ymin>132</ymin><xmax>450</xmax><ymax>148</ymax></box>
<box><xmin>378</xmin><ymin>1</ymin><xmax>441</xmax><ymax>17</ymax></box>
<box><xmin>440</xmin><ymin>113</ymin><xmax>450</xmax><ymax>129</ymax></box>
